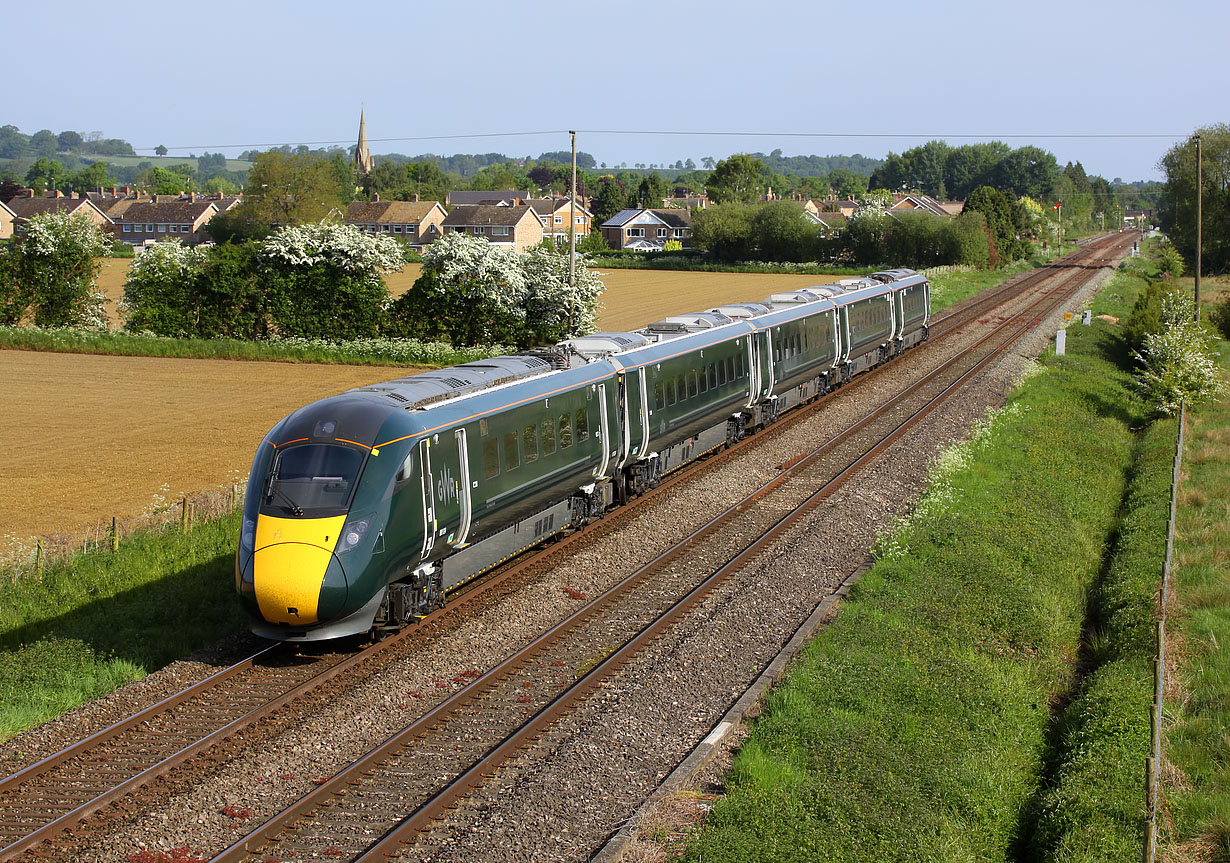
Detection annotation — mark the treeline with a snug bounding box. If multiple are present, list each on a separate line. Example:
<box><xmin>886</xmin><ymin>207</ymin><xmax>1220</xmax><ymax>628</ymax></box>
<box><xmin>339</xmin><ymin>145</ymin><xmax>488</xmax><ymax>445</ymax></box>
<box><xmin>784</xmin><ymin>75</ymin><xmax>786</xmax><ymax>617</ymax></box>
<box><xmin>0</xmin><ymin>125</ymin><xmax>134</xmax><ymax>160</ymax></box>
<box><xmin>12</xmin><ymin>152</ymin><xmax>248</xmax><ymax>198</ymax></box>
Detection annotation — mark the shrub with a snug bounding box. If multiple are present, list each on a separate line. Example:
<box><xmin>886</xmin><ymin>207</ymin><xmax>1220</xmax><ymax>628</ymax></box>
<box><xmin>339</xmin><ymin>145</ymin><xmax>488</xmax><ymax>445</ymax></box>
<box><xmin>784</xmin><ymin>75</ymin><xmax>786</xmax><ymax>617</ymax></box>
<box><xmin>1134</xmin><ymin>292</ymin><xmax>1222</xmax><ymax>415</ymax></box>
<box><xmin>1</xmin><ymin>211</ymin><xmax>110</xmax><ymax>328</ymax></box>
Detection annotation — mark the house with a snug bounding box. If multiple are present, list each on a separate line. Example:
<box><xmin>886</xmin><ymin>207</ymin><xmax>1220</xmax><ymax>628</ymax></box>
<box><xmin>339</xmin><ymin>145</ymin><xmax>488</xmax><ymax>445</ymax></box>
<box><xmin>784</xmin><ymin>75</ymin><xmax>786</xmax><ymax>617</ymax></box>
<box><xmin>447</xmin><ymin>190</ymin><xmax>534</xmax><ymax>206</ymax></box>
<box><xmin>0</xmin><ymin>199</ymin><xmax>15</xmax><ymax>241</ymax></box>
<box><xmin>440</xmin><ymin>204</ymin><xmax>544</xmax><ymax>251</ymax></box>
<box><xmin>4</xmin><ymin>192</ymin><xmax>113</xmax><ymax>230</ymax></box>
<box><xmin>110</xmin><ymin>199</ymin><xmax>219</xmax><ymax>246</ymax></box>
<box><xmin>805</xmin><ymin>198</ymin><xmax>859</xmax><ymax>218</ymax></box>
<box><xmin>527</xmin><ymin>197</ymin><xmax>594</xmax><ymax>244</ymax></box>
<box><xmin>600</xmin><ymin>208</ymin><xmax>693</xmax><ymax>251</ymax></box>
<box><xmin>803</xmin><ymin>210</ymin><xmax>849</xmax><ymax>235</ymax></box>
<box><xmin>344</xmin><ymin>199</ymin><xmax>448</xmax><ymax>249</ymax></box>
<box><xmin>888</xmin><ymin>194</ymin><xmax>952</xmax><ymax>218</ymax></box>
<box><xmin>662</xmin><ymin>195</ymin><xmax>709</xmax><ymax>210</ymax></box>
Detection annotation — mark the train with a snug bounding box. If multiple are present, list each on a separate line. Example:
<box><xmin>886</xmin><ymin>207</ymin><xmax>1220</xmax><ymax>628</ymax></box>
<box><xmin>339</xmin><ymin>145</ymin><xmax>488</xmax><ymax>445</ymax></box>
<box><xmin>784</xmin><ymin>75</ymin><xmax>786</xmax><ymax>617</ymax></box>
<box><xmin>236</xmin><ymin>268</ymin><xmax>931</xmax><ymax>640</ymax></box>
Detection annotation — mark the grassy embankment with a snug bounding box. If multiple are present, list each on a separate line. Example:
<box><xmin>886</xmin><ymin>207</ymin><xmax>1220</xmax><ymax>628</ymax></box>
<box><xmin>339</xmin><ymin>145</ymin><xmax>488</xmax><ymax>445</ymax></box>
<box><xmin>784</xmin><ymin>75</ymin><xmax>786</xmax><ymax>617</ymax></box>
<box><xmin>0</xmin><ymin>264</ymin><xmax>1035</xmax><ymax>744</ymax></box>
<box><xmin>1163</xmin><ymin>281</ymin><xmax>1230</xmax><ymax>858</ymax></box>
<box><xmin>674</xmin><ymin>260</ymin><xmax>1174</xmax><ymax>861</ymax></box>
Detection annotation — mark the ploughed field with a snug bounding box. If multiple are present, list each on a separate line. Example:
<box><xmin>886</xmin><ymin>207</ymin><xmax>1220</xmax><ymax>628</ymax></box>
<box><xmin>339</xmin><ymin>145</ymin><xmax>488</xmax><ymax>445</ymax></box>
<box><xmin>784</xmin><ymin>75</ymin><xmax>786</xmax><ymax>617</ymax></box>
<box><xmin>13</xmin><ymin>265</ymin><xmax>845</xmax><ymax>547</ymax></box>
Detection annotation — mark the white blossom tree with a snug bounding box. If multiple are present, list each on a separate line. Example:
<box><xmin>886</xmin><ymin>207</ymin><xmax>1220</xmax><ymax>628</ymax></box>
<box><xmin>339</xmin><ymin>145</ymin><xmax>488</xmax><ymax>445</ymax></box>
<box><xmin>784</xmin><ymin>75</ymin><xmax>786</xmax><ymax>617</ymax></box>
<box><xmin>1</xmin><ymin>211</ymin><xmax>110</xmax><ymax>328</ymax></box>
<box><xmin>519</xmin><ymin>246</ymin><xmax>604</xmax><ymax>345</ymax></box>
<box><xmin>1134</xmin><ymin>292</ymin><xmax>1222</xmax><ymax>415</ymax></box>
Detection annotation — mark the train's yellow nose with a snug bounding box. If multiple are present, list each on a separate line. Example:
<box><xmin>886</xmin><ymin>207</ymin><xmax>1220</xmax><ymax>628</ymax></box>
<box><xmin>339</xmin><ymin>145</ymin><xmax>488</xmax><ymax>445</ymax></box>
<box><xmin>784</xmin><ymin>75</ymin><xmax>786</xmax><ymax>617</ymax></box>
<box><xmin>253</xmin><ymin>515</ymin><xmax>346</xmax><ymax>625</ymax></box>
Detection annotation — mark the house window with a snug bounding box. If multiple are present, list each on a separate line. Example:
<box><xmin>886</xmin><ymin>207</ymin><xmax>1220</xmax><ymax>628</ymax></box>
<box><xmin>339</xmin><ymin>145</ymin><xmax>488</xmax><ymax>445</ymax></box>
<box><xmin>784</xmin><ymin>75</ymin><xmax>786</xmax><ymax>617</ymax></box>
<box><xmin>181</xmin><ymin>224</ymin><xmax>190</xmax><ymax>232</ymax></box>
<box><xmin>492</xmin><ymin>226</ymin><xmax>509</xmax><ymax>236</ymax></box>
<box><xmin>408</xmin><ymin>223</ymin><xmax>418</xmax><ymax>234</ymax></box>
<box><xmin>158</xmin><ymin>224</ymin><xmax>166</xmax><ymax>233</ymax></box>
<box><xmin>675</xmin><ymin>228</ymin><xmax>686</xmax><ymax>237</ymax></box>
<box><xmin>146</xmin><ymin>224</ymin><xmax>154</xmax><ymax>232</ymax></box>
<box><xmin>658</xmin><ymin>228</ymin><xmax>668</xmax><ymax>237</ymax></box>
<box><xmin>394</xmin><ymin>225</ymin><xmax>403</xmax><ymax>233</ymax></box>
<box><xmin>123</xmin><ymin>224</ymin><xmax>131</xmax><ymax>232</ymax></box>
<box><xmin>382</xmin><ymin>224</ymin><xmax>391</xmax><ymax>232</ymax></box>
<box><xmin>472</xmin><ymin>227</ymin><xmax>483</xmax><ymax>234</ymax></box>
<box><xmin>554</xmin><ymin>216</ymin><xmax>562</xmax><ymax>224</ymax></box>
<box><xmin>576</xmin><ymin>216</ymin><xmax>585</xmax><ymax>224</ymax></box>
<box><xmin>628</xmin><ymin>227</ymin><xmax>644</xmax><ymax>238</ymax></box>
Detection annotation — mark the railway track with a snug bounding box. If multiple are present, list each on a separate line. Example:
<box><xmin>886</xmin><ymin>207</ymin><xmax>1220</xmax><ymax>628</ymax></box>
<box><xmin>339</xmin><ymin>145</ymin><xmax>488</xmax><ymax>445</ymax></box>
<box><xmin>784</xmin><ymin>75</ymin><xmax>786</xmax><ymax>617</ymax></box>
<box><xmin>0</xmin><ymin>233</ymin><xmax>1133</xmax><ymax>862</ymax></box>
<box><xmin>205</xmin><ymin>234</ymin><xmax>1134</xmax><ymax>862</ymax></box>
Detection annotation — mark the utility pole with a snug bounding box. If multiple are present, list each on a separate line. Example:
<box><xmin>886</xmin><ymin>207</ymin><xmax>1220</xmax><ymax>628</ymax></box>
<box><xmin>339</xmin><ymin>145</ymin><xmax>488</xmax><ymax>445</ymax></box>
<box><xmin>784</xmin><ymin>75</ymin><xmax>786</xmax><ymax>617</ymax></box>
<box><xmin>569</xmin><ymin>132</ymin><xmax>578</xmax><ymax>293</ymax></box>
<box><xmin>1195</xmin><ymin>133</ymin><xmax>1202</xmax><ymax>321</ymax></box>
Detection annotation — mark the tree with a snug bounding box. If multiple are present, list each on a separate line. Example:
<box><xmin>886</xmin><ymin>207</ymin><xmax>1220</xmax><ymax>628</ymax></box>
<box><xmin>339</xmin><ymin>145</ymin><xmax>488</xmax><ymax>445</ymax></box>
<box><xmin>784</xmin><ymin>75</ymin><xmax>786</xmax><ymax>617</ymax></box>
<box><xmin>30</xmin><ymin>129</ymin><xmax>58</xmax><ymax>159</ymax></box>
<box><xmin>962</xmin><ymin>186</ymin><xmax>1029</xmax><ymax>264</ymax></box>
<box><xmin>751</xmin><ymin>201</ymin><xmax>815</xmax><ymax>262</ymax></box>
<box><xmin>827</xmin><ymin>168</ymin><xmax>868</xmax><ymax>199</ymax></box>
<box><xmin>518</xmin><ymin>247</ymin><xmax>604</xmax><ymax>345</ymax></box>
<box><xmin>1158</xmin><ymin>125</ymin><xmax>1230</xmax><ymax>274</ymax></box>
<box><xmin>236</xmin><ymin>150</ymin><xmax>346</xmax><ymax>227</ymax></box>
<box><xmin>69</xmin><ymin>161</ymin><xmax>112</xmax><ymax>193</ymax></box>
<box><xmin>57</xmin><ymin>130</ymin><xmax>83</xmax><ymax>151</ymax></box>
<box><xmin>692</xmin><ymin>203</ymin><xmax>757</xmax><ymax>261</ymax></box>
<box><xmin>701</xmin><ymin>156</ymin><xmax>716</xmax><ymax>170</ymax></box>
<box><xmin>636</xmin><ymin>172</ymin><xmax>668</xmax><ymax>207</ymax></box>
<box><xmin>155</xmin><ymin>145</ymin><xmax>169</xmax><ymax>156</ymax></box>
<box><xmin>992</xmin><ymin>146</ymin><xmax>1059</xmax><ymax>199</ymax></box>
<box><xmin>260</xmin><ymin>223</ymin><xmax>403</xmax><ymax>339</ymax></box>
<box><xmin>591</xmin><ymin>177</ymin><xmax>632</xmax><ymax>225</ymax></box>
<box><xmin>24</xmin><ymin>158</ymin><xmax>65</xmax><ymax>192</ymax></box>
<box><xmin>1134</xmin><ymin>292</ymin><xmax>1222</xmax><ymax>415</ymax></box>
<box><xmin>1</xmin><ymin>211</ymin><xmax>110</xmax><ymax>327</ymax></box>
<box><xmin>705</xmin><ymin>154</ymin><xmax>768</xmax><ymax>204</ymax></box>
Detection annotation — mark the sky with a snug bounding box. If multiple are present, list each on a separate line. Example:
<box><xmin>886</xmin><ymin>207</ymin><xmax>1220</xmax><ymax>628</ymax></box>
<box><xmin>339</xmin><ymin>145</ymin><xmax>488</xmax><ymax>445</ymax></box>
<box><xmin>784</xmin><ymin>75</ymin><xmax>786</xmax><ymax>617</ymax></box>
<box><xmin>7</xmin><ymin>0</ymin><xmax>1225</xmax><ymax>184</ymax></box>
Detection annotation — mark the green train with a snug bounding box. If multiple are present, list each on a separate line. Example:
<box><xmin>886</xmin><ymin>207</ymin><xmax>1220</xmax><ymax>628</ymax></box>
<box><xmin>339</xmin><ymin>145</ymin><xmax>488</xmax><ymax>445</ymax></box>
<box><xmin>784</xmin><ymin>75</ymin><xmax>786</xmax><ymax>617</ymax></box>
<box><xmin>236</xmin><ymin>269</ymin><xmax>929</xmax><ymax>640</ymax></box>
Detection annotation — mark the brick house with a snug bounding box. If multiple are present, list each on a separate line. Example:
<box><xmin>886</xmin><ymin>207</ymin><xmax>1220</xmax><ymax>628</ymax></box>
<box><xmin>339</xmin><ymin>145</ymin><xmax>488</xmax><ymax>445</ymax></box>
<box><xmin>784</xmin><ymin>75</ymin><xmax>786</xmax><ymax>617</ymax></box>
<box><xmin>528</xmin><ymin>197</ymin><xmax>593</xmax><ymax>245</ymax></box>
<box><xmin>4</xmin><ymin>193</ymin><xmax>113</xmax><ymax>230</ymax></box>
<box><xmin>344</xmin><ymin>199</ymin><xmax>448</xmax><ymax>249</ymax></box>
<box><xmin>600</xmin><ymin>208</ymin><xmax>693</xmax><ymax>251</ymax></box>
<box><xmin>110</xmin><ymin>199</ymin><xmax>219</xmax><ymax>246</ymax></box>
<box><xmin>440</xmin><ymin>204</ymin><xmax>544</xmax><ymax>251</ymax></box>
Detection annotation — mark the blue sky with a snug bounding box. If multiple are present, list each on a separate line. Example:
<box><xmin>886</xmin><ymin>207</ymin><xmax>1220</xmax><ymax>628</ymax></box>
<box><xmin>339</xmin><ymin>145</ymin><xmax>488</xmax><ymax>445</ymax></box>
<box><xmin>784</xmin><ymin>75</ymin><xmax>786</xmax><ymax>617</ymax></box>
<box><xmin>8</xmin><ymin>0</ymin><xmax>1224</xmax><ymax>182</ymax></box>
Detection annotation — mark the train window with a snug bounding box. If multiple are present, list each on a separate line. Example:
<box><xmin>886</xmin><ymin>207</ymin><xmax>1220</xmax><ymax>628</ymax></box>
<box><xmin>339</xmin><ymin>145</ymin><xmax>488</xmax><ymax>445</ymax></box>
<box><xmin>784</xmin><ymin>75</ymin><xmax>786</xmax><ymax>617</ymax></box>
<box><xmin>483</xmin><ymin>438</ymin><xmax>499</xmax><ymax>479</ymax></box>
<box><xmin>559</xmin><ymin>413</ymin><xmax>573</xmax><ymax>448</ymax></box>
<box><xmin>698</xmin><ymin>367</ymin><xmax>707</xmax><ymax>394</ymax></box>
<box><xmin>677</xmin><ymin>374</ymin><xmax>687</xmax><ymax>402</ymax></box>
<box><xmin>738</xmin><ymin>353</ymin><xmax>746</xmax><ymax>378</ymax></box>
<box><xmin>717</xmin><ymin>359</ymin><xmax>726</xmax><ymax>386</ymax></box>
<box><xmin>708</xmin><ymin>364</ymin><xmax>717</xmax><ymax>390</ymax></box>
<box><xmin>542</xmin><ymin>419</ymin><xmax>556</xmax><ymax>455</ymax></box>
<box><xmin>793</xmin><ymin>333</ymin><xmax>801</xmax><ymax>356</ymax></box>
<box><xmin>575</xmin><ymin>408</ymin><xmax>589</xmax><ymax>441</ymax></box>
<box><xmin>687</xmin><ymin>370</ymin><xmax>698</xmax><ymax>398</ymax></box>
<box><xmin>523</xmin><ymin>425</ymin><xmax>538</xmax><ymax>464</ymax></box>
<box><xmin>773</xmin><ymin>340</ymin><xmax>780</xmax><ymax>363</ymax></box>
<box><xmin>665</xmin><ymin>378</ymin><xmax>676</xmax><ymax>405</ymax></box>
<box><xmin>395</xmin><ymin>451</ymin><xmax>416</xmax><ymax>486</ymax></box>
<box><xmin>503</xmin><ymin>432</ymin><xmax>519</xmax><ymax>472</ymax></box>
<box><xmin>654</xmin><ymin>382</ymin><xmax>664</xmax><ymax>410</ymax></box>
<box><xmin>725</xmin><ymin>356</ymin><xmax>734</xmax><ymax>382</ymax></box>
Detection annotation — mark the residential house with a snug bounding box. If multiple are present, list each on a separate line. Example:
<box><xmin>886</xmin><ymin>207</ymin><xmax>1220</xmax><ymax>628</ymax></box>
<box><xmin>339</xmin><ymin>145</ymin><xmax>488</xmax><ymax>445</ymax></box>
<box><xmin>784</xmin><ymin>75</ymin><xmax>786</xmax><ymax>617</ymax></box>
<box><xmin>440</xmin><ymin>204</ymin><xmax>544</xmax><ymax>251</ymax></box>
<box><xmin>528</xmin><ymin>197</ymin><xmax>593</xmax><ymax>244</ymax></box>
<box><xmin>600</xmin><ymin>208</ymin><xmax>693</xmax><ymax>251</ymax></box>
<box><xmin>0</xmin><ymin>199</ymin><xmax>15</xmax><ymax>240</ymax></box>
<box><xmin>447</xmin><ymin>190</ymin><xmax>533</xmax><ymax>206</ymax></box>
<box><xmin>803</xmin><ymin>210</ymin><xmax>849</xmax><ymax>235</ymax></box>
<box><xmin>345</xmin><ymin>199</ymin><xmax>448</xmax><ymax>249</ymax></box>
<box><xmin>662</xmin><ymin>195</ymin><xmax>709</xmax><ymax>210</ymax></box>
<box><xmin>805</xmin><ymin>198</ymin><xmax>859</xmax><ymax>218</ymax></box>
<box><xmin>110</xmin><ymin>199</ymin><xmax>219</xmax><ymax>245</ymax></box>
<box><xmin>4</xmin><ymin>192</ymin><xmax>112</xmax><ymax>230</ymax></box>
<box><xmin>888</xmin><ymin>193</ymin><xmax>953</xmax><ymax>218</ymax></box>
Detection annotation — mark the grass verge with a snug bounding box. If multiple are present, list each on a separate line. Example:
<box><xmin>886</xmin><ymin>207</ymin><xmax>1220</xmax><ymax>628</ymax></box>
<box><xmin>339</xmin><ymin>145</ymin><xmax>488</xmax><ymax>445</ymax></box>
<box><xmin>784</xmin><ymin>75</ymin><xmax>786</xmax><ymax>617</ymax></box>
<box><xmin>676</xmin><ymin>280</ymin><xmax>1157</xmax><ymax>861</ymax></box>
<box><xmin>0</xmin><ymin>327</ymin><xmax>508</xmax><ymax>367</ymax></box>
<box><xmin>0</xmin><ymin>513</ymin><xmax>244</xmax><ymax>744</ymax></box>
<box><xmin>1164</xmin><ymin>336</ymin><xmax>1230</xmax><ymax>860</ymax></box>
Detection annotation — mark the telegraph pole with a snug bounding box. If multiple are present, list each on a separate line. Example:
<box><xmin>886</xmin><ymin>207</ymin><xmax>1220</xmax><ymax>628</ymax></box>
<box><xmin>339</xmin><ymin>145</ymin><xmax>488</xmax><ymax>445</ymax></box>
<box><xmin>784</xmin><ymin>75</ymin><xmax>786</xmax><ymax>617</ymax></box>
<box><xmin>569</xmin><ymin>131</ymin><xmax>577</xmax><ymax>294</ymax></box>
<box><xmin>1195</xmin><ymin>133</ymin><xmax>1202</xmax><ymax>321</ymax></box>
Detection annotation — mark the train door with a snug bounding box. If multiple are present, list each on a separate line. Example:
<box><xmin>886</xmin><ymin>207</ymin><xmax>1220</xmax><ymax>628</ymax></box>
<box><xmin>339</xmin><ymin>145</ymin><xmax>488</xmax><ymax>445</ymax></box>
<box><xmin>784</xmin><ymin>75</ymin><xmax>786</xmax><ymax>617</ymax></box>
<box><xmin>416</xmin><ymin>432</ymin><xmax>465</xmax><ymax>565</ymax></box>
<box><xmin>615</xmin><ymin>367</ymin><xmax>650</xmax><ymax>469</ymax></box>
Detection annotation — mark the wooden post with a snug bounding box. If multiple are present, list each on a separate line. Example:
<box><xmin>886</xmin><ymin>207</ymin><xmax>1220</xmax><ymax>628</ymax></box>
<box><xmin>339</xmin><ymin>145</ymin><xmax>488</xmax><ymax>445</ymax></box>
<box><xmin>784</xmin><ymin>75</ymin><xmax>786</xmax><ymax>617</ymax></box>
<box><xmin>1144</xmin><ymin>756</ymin><xmax>1156</xmax><ymax>863</ymax></box>
<box><xmin>231</xmin><ymin>484</ymin><xmax>238</xmax><ymax>512</ymax></box>
<box><xmin>181</xmin><ymin>498</ymin><xmax>188</xmax><ymax>533</ymax></box>
<box><xmin>111</xmin><ymin>516</ymin><xmax>119</xmax><ymax>552</ymax></box>
<box><xmin>35</xmin><ymin>539</ymin><xmax>43</xmax><ymax>577</ymax></box>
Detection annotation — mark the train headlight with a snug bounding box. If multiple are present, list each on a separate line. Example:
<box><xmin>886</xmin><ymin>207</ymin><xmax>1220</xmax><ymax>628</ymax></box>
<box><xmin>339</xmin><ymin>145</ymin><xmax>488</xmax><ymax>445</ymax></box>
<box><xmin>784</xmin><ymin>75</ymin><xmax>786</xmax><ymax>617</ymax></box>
<box><xmin>336</xmin><ymin>514</ymin><xmax>374</xmax><ymax>555</ymax></box>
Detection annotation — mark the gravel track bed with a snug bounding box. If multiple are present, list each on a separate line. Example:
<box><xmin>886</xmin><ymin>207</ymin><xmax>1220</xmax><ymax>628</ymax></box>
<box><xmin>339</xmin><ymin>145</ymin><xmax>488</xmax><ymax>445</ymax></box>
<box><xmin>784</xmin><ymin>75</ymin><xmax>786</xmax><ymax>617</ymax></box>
<box><xmin>4</xmin><ymin>257</ymin><xmax>1121</xmax><ymax>862</ymax></box>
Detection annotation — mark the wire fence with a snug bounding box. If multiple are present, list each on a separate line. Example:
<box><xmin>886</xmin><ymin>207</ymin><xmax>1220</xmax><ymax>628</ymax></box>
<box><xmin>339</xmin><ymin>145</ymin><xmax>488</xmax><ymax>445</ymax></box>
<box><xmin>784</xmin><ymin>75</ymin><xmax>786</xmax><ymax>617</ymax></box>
<box><xmin>1144</xmin><ymin>402</ymin><xmax>1184</xmax><ymax>863</ymax></box>
<box><xmin>3</xmin><ymin>481</ymin><xmax>248</xmax><ymax>582</ymax></box>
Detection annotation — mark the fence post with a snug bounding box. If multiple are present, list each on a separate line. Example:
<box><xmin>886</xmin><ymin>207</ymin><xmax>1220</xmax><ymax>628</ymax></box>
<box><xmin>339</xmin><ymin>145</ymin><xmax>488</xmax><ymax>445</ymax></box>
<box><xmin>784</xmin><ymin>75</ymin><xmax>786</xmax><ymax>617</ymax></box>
<box><xmin>231</xmin><ymin>484</ymin><xmax>238</xmax><ymax>513</ymax></box>
<box><xmin>1144</xmin><ymin>756</ymin><xmax>1156</xmax><ymax>863</ymax></box>
<box><xmin>34</xmin><ymin>539</ymin><xmax>43</xmax><ymax>577</ymax></box>
<box><xmin>181</xmin><ymin>498</ymin><xmax>188</xmax><ymax>533</ymax></box>
<box><xmin>111</xmin><ymin>516</ymin><xmax>119</xmax><ymax>552</ymax></box>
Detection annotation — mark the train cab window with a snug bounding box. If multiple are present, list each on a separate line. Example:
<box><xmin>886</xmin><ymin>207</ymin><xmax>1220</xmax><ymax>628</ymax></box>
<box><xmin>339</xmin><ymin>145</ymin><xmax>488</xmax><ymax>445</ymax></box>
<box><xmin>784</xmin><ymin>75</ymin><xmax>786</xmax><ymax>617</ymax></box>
<box><xmin>541</xmin><ymin>419</ymin><xmax>556</xmax><ymax>455</ymax></box>
<box><xmin>687</xmin><ymin>370</ymin><xmax>698</xmax><ymax>398</ymax></box>
<box><xmin>575</xmin><ymin>408</ymin><xmax>589</xmax><ymax>442</ymax></box>
<box><xmin>503</xmin><ymin>432</ymin><xmax>519</xmax><ymax>472</ymax></box>
<box><xmin>483</xmin><ymin>438</ymin><xmax>500</xmax><ymax>479</ymax></box>
<box><xmin>395</xmin><ymin>451</ymin><xmax>416</xmax><ymax>486</ymax></box>
<box><xmin>523</xmin><ymin>425</ymin><xmax>538</xmax><ymax>464</ymax></box>
<box><xmin>665</xmin><ymin>378</ymin><xmax>676</xmax><ymax>405</ymax></box>
<box><xmin>654</xmin><ymin>381</ymin><xmax>665</xmax><ymax>410</ymax></box>
<box><xmin>558</xmin><ymin>413</ymin><xmax>573</xmax><ymax>448</ymax></box>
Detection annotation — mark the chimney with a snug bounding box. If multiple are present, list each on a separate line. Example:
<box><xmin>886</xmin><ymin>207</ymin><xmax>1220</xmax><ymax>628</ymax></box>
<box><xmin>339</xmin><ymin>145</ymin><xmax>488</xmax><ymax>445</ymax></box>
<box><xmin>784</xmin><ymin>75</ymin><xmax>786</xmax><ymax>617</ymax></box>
<box><xmin>189</xmin><ymin>192</ymin><xmax>196</xmax><ymax>202</ymax></box>
<box><xmin>22</xmin><ymin>188</ymin><xmax>35</xmax><ymax>197</ymax></box>
<box><xmin>373</xmin><ymin>192</ymin><xmax>380</xmax><ymax>202</ymax></box>
<box><xmin>412</xmin><ymin>193</ymin><xmax>419</xmax><ymax>203</ymax></box>
<box><xmin>110</xmin><ymin>186</ymin><xmax>118</xmax><ymax>196</ymax></box>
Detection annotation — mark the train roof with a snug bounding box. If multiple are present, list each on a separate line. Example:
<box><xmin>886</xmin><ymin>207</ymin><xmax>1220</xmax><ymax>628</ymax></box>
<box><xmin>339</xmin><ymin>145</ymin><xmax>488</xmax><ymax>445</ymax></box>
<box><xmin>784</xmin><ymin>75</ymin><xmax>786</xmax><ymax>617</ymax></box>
<box><xmin>345</xmin><ymin>354</ymin><xmax>564</xmax><ymax>411</ymax></box>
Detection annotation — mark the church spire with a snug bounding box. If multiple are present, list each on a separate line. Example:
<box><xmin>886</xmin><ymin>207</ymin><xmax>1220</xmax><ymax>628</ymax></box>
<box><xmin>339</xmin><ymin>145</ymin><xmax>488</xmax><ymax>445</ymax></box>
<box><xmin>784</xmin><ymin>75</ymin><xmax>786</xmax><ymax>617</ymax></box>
<box><xmin>354</xmin><ymin>108</ymin><xmax>373</xmax><ymax>175</ymax></box>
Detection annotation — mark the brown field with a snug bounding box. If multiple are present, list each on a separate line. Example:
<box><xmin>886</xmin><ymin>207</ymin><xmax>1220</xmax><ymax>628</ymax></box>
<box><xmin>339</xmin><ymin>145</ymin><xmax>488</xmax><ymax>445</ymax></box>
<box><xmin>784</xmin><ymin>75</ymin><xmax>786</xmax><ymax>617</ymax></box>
<box><xmin>0</xmin><ymin>351</ymin><xmax>411</xmax><ymax>547</ymax></box>
<box><xmin>95</xmin><ymin>260</ymin><xmax>842</xmax><ymax>333</ymax></box>
<box><xmin>13</xmin><ymin>261</ymin><xmax>843</xmax><ymax>545</ymax></box>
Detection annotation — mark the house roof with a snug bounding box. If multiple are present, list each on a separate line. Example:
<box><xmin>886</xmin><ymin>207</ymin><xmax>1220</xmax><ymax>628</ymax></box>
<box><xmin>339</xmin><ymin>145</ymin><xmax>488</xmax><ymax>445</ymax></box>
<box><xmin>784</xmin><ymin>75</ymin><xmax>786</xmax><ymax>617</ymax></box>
<box><xmin>441</xmin><ymin>204</ymin><xmax>538</xmax><ymax>228</ymax></box>
<box><xmin>112</xmin><ymin>200</ymin><xmax>218</xmax><ymax>223</ymax></box>
<box><xmin>602</xmin><ymin>208</ymin><xmax>693</xmax><ymax>229</ymax></box>
<box><xmin>527</xmin><ymin>197</ymin><xmax>593</xmax><ymax>217</ymax></box>
<box><xmin>345</xmin><ymin>200</ymin><xmax>445</xmax><ymax>224</ymax></box>
<box><xmin>651</xmin><ymin>209</ymin><xmax>692</xmax><ymax>228</ymax></box>
<box><xmin>447</xmin><ymin>190</ymin><xmax>533</xmax><ymax>206</ymax></box>
<box><xmin>889</xmin><ymin>194</ymin><xmax>951</xmax><ymax>218</ymax></box>
<box><xmin>4</xmin><ymin>197</ymin><xmax>110</xmax><ymax>221</ymax></box>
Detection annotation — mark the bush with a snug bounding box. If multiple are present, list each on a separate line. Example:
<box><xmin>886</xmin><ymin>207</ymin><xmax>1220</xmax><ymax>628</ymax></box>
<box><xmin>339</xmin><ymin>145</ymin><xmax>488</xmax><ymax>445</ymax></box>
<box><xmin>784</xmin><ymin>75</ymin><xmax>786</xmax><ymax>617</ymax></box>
<box><xmin>110</xmin><ymin>241</ymin><xmax>136</xmax><ymax>258</ymax></box>
<box><xmin>1122</xmin><ymin>281</ymin><xmax>1179</xmax><ymax>352</ymax></box>
<box><xmin>1209</xmin><ymin>293</ymin><xmax>1230</xmax><ymax>339</ymax></box>
<box><xmin>1</xmin><ymin>211</ymin><xmax>110</xmax><ymax>328</ymax></box>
